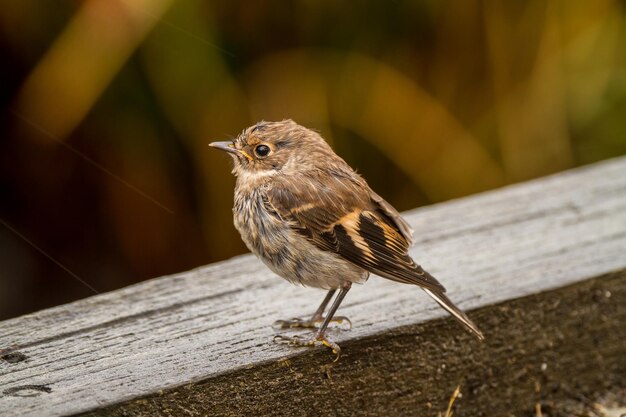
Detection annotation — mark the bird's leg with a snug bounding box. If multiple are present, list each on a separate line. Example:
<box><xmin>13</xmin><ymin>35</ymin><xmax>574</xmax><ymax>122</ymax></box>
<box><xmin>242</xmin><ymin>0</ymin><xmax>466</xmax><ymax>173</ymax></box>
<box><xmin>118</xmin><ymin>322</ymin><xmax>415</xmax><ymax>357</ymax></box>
<box><xmin>272</xmin><ymin>289</ymin><xmax>351</xmax><ymax>330</ymax></box>
<box><xmin>274</xmin><ymin>283</ymin><xmax>351</xmax><ymax>361</ymax></box>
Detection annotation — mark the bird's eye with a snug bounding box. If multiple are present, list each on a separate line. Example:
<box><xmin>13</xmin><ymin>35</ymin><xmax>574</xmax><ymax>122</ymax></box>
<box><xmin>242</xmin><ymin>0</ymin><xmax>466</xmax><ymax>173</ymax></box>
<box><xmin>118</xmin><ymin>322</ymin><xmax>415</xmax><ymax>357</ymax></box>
<box><xmin>254</xmin><ymin>144</ymin><xmax>271</xmax><ymax>158</ymax></box>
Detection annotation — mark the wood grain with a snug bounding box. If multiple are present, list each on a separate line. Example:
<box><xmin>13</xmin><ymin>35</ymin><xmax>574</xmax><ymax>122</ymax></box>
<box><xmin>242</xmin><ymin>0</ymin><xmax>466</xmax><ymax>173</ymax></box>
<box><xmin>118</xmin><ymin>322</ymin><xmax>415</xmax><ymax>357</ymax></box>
<box><xmin>1</xmin><ymin>156</ymin><xmax>625</xmax><ymax>417</ymax></box>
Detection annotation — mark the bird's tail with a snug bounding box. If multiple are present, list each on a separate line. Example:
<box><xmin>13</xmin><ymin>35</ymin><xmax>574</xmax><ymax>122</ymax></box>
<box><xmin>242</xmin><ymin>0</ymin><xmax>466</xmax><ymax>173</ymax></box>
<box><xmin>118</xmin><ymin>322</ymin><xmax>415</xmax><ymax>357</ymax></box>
<box><xmin>423</xmin><ymin>289</ymin><xmax>484</xmax><ymax>340</ymax></box>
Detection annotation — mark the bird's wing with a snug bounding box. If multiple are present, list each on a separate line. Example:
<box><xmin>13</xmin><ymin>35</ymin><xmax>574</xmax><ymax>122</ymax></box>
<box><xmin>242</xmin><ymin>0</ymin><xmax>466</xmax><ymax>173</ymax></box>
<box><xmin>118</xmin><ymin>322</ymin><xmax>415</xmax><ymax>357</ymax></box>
<box><xmin>265</xmin><ymin>171</ymin><xmax>445</xmax><ymax>292</ymax></box>
<box><xmin>370</xmin><ymin>190</ymin><xmax>414</xmax><ymax>246</ymax></box>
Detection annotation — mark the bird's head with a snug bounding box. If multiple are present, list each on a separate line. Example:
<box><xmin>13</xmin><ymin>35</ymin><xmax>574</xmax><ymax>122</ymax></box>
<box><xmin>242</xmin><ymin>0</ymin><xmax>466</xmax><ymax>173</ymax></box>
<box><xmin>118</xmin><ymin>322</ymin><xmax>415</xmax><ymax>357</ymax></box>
<box><xmin>210</xmin><ymin>119</ymin><xmax>334</xmax><ymax>178</ymax></box>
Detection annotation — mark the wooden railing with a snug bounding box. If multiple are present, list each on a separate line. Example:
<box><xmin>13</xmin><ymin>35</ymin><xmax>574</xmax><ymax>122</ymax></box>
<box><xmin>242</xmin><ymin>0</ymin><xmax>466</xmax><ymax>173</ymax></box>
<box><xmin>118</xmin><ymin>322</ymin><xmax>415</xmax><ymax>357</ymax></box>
<box><xmin>1</xmin><ymin>157</ymin><xmax>625</xmax><ymax>417</ymax></box>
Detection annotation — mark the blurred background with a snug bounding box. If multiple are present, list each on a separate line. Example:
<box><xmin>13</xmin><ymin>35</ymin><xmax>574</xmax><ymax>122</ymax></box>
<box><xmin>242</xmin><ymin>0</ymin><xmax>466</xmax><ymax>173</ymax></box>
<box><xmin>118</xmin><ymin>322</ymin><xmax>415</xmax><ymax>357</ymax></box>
<box><xmin>1</xmin><ymin>0</ymin><xmax>625</xmax><ymax>321</ymax></box>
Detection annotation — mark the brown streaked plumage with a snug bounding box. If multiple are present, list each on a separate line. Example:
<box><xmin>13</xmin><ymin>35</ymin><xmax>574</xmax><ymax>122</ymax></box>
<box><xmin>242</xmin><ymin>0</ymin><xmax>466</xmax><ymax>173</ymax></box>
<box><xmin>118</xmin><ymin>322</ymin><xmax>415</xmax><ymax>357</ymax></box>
<box><xmin>210</xmin><ymin>119</ymin><xmax>483</xmax><ymax>359</ymax></box>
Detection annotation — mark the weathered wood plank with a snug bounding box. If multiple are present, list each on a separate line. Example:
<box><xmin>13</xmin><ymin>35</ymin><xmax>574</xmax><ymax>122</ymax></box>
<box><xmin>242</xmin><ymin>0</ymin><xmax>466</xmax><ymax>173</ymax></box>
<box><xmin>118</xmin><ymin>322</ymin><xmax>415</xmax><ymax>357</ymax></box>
<box><xmin>1</xmin><ymin>156</ymin><xmax>625</xmax><ymax>417</ymax></box>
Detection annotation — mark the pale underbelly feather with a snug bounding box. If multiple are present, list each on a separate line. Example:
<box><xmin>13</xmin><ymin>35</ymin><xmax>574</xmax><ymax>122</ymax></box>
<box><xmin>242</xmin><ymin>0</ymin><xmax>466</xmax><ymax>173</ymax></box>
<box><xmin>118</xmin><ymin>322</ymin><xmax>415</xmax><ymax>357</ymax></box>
<box><xmin>233</xmin><ymin>190</ymin><xmax>368</xmax><ymax>289</ymax></box>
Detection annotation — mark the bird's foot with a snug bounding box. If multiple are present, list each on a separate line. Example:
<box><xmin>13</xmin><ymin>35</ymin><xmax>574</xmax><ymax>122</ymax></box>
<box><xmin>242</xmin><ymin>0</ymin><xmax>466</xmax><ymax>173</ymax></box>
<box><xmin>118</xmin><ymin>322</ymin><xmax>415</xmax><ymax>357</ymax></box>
<box><xmin>273</xmin><ymin>333</ymin><xmax>342</xmax><ymax>362</ymax></box>
<box><xmin>272</xmin><ymin>316</ymin><xmax>352</xmax><ymax>330</ymax></box>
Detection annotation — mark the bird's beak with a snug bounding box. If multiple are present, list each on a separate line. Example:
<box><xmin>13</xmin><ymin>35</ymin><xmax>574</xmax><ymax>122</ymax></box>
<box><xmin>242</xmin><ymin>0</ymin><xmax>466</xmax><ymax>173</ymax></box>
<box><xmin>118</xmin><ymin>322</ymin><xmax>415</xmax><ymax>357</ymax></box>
<box><xmin>209</xmin><ymin>141</ymin><xmax>254</xmax><ymax>161</ymax></box>
<box><xmin>209</xmin><ymin>141</ymin><xmax>238</xmax><ymax>154</ymax></box>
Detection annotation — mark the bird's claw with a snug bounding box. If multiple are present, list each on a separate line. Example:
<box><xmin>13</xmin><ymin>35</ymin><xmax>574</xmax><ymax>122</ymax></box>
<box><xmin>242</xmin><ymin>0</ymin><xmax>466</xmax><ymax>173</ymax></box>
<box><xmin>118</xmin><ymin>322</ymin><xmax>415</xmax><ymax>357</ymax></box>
<box><xmin>273</xmin><ymin>334</ymin><xmax>342</xmax><ymax>362</ymax></box>
<box><xmin>272</xmin><ymin>316</ymin><xmax>352</xmax><ymax>330</ymax></box>
<box><xmin>331</xmin><ymin>316</ymin><xmax>352</xmax><ymax>330</ymax></box>
<box><xmin>272</xmin><ymin>317</ymin><xmax>312</xmax><ymax>329</ymax></box>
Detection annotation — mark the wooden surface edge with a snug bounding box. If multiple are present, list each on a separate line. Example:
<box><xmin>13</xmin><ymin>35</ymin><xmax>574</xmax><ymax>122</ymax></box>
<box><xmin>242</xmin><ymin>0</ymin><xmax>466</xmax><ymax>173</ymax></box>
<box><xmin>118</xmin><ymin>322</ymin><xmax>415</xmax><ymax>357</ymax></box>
<box><xmin>79</xmin><ymin>270</ymin><xmax>626</xmax><ymax>417</ymax></box>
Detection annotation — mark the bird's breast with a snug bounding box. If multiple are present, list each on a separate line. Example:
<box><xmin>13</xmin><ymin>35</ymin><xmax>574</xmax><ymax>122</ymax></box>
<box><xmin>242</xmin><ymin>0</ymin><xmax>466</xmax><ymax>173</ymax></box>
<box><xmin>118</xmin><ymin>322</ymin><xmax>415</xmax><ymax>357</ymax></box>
<box><xmin>232</xmin><ymin>188</ymin><xmax>367</xmax><ymax>289</ymax></box>
<box><xmin>233</xmin><ymin>188</ymin><xmax>283</xmax><ymax>256</ymax></box>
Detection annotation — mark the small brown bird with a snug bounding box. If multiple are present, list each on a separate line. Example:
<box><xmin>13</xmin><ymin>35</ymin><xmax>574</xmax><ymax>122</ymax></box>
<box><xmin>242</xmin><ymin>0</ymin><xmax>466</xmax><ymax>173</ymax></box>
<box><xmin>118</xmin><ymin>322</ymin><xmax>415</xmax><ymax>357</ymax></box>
<box><xmin>210</xmin><ymin>120</ymin><xmax>483</xmax><ymax>359</ymax></box>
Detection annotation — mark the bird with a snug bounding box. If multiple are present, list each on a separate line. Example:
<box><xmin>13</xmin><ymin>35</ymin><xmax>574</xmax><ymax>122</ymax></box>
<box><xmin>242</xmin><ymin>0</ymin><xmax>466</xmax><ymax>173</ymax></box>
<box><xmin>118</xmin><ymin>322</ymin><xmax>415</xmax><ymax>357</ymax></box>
<box><xmin>210</xmin><ymin>119</ymin><xmax>483</xmax><ymax>360</ymax></box>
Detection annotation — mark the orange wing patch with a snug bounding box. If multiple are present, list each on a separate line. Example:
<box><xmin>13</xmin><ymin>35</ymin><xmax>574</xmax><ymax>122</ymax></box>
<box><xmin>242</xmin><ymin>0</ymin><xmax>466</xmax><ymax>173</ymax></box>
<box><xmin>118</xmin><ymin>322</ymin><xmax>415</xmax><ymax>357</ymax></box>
<box><xmin>336</xmin><ymin>210</ymin><xmax>376</xmax><ymax>261</ymax></box>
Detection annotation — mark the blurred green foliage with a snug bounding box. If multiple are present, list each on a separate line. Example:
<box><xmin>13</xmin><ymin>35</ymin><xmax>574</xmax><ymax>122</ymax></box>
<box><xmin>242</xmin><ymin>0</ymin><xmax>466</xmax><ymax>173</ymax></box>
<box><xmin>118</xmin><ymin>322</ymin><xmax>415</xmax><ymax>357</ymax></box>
<box><xmin>1</xmin><ymin>0</ymin><xmax>625</xmax><ymax>319</ymax></box>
